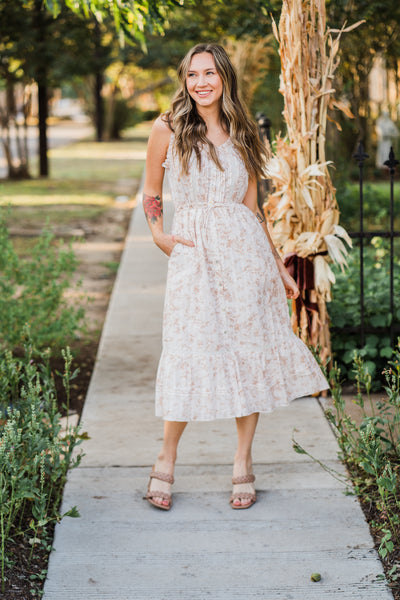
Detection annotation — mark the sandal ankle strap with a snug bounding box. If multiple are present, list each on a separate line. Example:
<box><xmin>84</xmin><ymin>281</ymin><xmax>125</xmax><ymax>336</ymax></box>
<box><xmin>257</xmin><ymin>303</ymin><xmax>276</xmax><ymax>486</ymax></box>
<box><xmin>232</xmin><ymin>474</ymin><xmax>255</xmax><ymax>485</ymax></box>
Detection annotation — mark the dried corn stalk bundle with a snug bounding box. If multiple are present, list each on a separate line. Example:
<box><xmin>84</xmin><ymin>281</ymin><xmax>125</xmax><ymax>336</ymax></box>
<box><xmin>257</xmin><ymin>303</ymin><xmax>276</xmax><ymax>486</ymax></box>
<box><xmin>266</xmin><ymin>0</ymin><xmax>362</xmax><ymax>362</ymax></box>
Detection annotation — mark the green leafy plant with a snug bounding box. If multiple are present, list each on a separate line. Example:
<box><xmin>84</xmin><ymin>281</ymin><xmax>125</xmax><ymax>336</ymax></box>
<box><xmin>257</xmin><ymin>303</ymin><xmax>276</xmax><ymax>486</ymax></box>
<box><xmin>335</xmin><ymin>181</ymin><xmax>400</xmax><ymax>233</ymax></box>
<box><xmin>293</xmin><ymin>343</ymin><xmax>400</xmax><ymax>587</ymax></box>
<box><xmin>0</xmin><ymin>329</ymin><xmax>84</xmax><ymax>594</ymax></box>
<box><xmin>330</xmin><ymin>236</ymin><xmax>400</xmax><ymax>386</ymax></box>
<box><xmin>0</xmin><ymin>209</ymin><xmax>86</xmax><ymax>352</ymax></box>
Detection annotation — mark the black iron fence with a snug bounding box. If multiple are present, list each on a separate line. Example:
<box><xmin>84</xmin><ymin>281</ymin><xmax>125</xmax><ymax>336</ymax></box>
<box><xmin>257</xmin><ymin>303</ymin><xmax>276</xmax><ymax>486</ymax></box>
<box><xmin>257</xmin><ymin>113</ymin><xmax>272</xmax><ymax>211</ymax></box>
<box><xmin>347</xmin><ymin>142</ymin><xmax>399</xmax><ymax>348</ymax></box>
<box><xmin>257</xmin><ymin>113</ymin><xmax>399</xmax><ymax>349</ymax></box>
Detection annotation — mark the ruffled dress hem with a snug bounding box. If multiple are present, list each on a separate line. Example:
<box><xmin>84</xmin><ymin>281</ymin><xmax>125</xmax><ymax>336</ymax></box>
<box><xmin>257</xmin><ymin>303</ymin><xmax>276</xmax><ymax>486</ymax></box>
<box><xmin>155</xmin><ymin>348</ymin><xmax>329</xmax><ymax>422</ymax></box>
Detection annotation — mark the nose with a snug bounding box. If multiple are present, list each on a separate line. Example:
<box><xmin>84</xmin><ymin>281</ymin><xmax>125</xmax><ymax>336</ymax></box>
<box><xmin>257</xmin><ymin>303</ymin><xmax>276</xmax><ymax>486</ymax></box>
<box><xmin>197</xmin><ymin>73</ymin><xmax>207</xmax><ymax>87</ymax></box>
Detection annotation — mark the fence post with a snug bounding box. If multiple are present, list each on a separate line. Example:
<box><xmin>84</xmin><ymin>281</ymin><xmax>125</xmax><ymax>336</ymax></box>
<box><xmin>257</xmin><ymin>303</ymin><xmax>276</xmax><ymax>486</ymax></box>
<box><xmin>256</xmin><ymin>113</ymin><xmax>272</xmax><ymax>211</ymax></box>
<box><xmin>353</xmin><ymin>142</ymin><xmax>369</xmax><ymax>348</ymax></box>
<box><xmin>384</xmin><ymin>146</ymin><xmax>399</xmax><ymax>347</ymax></box>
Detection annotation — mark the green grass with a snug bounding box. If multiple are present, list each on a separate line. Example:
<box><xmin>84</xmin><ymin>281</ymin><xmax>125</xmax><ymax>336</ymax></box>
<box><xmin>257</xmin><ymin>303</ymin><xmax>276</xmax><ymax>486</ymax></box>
<box><xmin>0</xmin><ymin>123</ymin><xmax>150</xmax><ymax>229</ymax></box>
<box><xmin>336</xmin><ymin>180</ymin><xmax>400</xmax><ymax>232</ymax></box>
<box><xmin>43</xmin><ymin>143</ymin><xmax>145</xmax><ymax>181</ymax></box>
<box><xmin>0</xmin><ymin>124</ymin><xmax>149</xmax><ymax>195</ymax></box>
<box><xmin>101</xmin><ymin>260</ymin><xmax>120</xmax><ymax>274</ymax></box>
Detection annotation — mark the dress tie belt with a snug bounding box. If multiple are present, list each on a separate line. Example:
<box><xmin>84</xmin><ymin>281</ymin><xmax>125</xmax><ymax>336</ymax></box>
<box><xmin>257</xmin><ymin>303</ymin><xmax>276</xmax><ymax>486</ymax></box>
<box><xmin>203</xmin><ymin>202</ymin><xmax>234</xmax><ymax>230</ymax></box>
<box><xmin>175</xmin><ymin>202</ymin><xmax>235</xmax><ymax>232</ymax></box>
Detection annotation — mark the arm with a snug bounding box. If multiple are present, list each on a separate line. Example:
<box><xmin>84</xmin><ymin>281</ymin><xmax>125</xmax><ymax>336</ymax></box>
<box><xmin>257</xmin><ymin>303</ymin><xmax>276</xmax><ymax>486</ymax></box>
<box><xmin>143</xmin><ymin>116</ymin><xmax>194</xmax><ymax>256</ymax></box>
<box><xmin>242</xmin><ymin>179</ymin><xmax>299</xmax><ymax>299</ymax></box>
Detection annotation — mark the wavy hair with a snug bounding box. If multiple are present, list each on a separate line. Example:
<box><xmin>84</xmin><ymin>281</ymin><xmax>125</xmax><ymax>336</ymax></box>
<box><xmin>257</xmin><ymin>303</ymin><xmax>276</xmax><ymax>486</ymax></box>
<box><xmin>163</xmin><ymin>43</ymin><xmax>269</xmax><ymax>179</ymax></box>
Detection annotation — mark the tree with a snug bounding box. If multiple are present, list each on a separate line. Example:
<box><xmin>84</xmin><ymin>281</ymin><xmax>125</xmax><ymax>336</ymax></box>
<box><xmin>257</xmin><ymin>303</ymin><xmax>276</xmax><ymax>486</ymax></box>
<box><xmin>0</xmin><ymin>1</ymin><xmax>112</xmax><ymax>177</ymax></box>
<box><xmin>0</xmin><ymin>1</ymin><xmax>34</xmax><ymax>178</ymax></box>
<box><xmin>45</xmin><ymin>0</ymin><xmax>182</xmax><ymax>47</ymax></box>
<box><xmin>326</xmin><ymin>0</ymin><xmax>400</xmax><ymax>157</ymax></box>
<box><xmin>133</xmin><ymin>0</ymin><xmax>284</xmax><ymax>124</ymax></box>
<box><xmin>0</xmin><ymin>0</ymin><xmax>182</xmax><ymax>178</ymax></box>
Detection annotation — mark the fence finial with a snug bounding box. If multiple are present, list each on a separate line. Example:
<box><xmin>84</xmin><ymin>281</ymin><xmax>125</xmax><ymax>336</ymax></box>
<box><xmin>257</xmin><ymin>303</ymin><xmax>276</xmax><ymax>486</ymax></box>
<box><xmin>353</xmin><ymin>141</ymin><xmax>369</xmax><ymax>166</ymax></box>
<box><xmin>383</xmin><ymin>147</ymin><xmax>399</xmax><ymax>174</ymax></box>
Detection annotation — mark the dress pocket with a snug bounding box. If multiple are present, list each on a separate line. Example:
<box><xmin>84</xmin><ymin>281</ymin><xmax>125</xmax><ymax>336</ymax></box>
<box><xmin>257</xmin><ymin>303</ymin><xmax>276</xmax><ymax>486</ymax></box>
<box><xmin>169</xmin><ymin>242</ymin><xmax>181</xmax><ymax>259</ymax></box>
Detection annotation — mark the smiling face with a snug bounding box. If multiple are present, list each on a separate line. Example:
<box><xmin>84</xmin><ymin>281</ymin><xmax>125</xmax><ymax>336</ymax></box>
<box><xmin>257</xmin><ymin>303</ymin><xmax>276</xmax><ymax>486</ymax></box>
<box><xmin>186</xmin><ymin>52</ymin><xmax>223</xmax><ymax>110</ymax></box>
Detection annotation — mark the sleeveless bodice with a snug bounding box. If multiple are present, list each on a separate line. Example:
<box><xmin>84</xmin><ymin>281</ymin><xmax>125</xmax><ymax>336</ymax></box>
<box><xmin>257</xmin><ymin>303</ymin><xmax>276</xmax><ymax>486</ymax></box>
<box><xmin>163</xmin><ymin>135</ymin><xmax>249</xmax><ymax>209</ymax></box>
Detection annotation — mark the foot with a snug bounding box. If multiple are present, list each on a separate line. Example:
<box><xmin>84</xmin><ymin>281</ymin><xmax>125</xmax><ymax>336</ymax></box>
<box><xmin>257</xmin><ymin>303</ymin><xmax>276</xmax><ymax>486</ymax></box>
<box><xmin>231</xmin><ymin>459</ymin><xmax>256</xmax><ymax>509</ymax></box>
<box><xmin>147</xmin><ymin>457</ymin><xmax>175</xmax><ymax>509</ymax></box>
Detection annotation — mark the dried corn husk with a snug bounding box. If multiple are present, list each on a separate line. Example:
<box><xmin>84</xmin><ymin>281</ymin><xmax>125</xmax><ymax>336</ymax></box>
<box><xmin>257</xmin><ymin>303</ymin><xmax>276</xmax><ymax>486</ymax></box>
<box><xmin>314</xmin><ymin>255</ymin><xmax>336</xmax><ymax>301</ymax></box>
<box><xmin>266</xmin><ymin>0</ymin><xmax>362</xmax><ymax>356</ymax></box>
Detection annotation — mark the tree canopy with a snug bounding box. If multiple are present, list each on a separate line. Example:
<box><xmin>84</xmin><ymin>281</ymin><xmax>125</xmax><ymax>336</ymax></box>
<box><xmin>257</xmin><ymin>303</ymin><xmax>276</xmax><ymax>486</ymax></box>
<box><xmin>1</xmin><ymin>0</ymin><xmax>400</xmax><ymax>177</ymax></box>
<box><xmin>43</xmin><ymin>0</ymin><xmax>184</xmax><ymax>46</ymax></box>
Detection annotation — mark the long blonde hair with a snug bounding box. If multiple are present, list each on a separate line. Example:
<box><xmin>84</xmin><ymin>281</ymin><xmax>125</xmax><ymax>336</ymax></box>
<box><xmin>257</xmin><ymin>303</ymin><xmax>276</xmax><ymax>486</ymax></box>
<box><xmin>163</xmin><ymin>43</ymin><xmax>269</xmax><ymax>180</ymax></box>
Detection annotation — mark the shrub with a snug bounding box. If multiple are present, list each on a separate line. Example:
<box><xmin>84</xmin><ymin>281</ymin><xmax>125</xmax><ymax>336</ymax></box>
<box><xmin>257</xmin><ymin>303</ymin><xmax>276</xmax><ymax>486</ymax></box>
<box><xmin>110</xmin><ymin>99</ymin><xmax>149</xmax><ymax>139</ymax></box>
<box><xmin>294</xmin><ymin>346</ymin><xmax>400</xmax><ymax>586</ymax></box>
<box><xmin>0</xmin><ymin>330</ymin><xmax>85</xmax><ymax>594</ymax></box>
<box><xmin>0</xmin><ymin>210</ymin><xmax>85</xmax><ymax>352</ymax></box>
<box><xmin>335</xmin><ymin>180</ymin><xmax>400</xmax><ymax>232</ymax></box>
<box><xmin>328</xmin><ymin>350</ymin><xmax>400</xmax><ymax>577</ymax></box>
<box><xmin>329</xmin><ymin>236</ymin><xmax>400</xmax><ymax>387</ymax></box>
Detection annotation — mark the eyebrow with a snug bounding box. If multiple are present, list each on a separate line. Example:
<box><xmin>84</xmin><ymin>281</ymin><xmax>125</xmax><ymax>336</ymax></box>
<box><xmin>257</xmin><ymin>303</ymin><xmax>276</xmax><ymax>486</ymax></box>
<box><xmin>187</xmin><ymin>68</ymin><xmax>216</xmax><ymax>73</ymax></box>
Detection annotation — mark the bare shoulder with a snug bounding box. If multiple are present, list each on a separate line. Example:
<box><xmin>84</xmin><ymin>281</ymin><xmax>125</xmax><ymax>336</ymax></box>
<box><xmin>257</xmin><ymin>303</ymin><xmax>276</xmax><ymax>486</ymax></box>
<box><xmin>147</xmin><ymin>115</ymin><xmax>172</xmax><ymax>160</ymax></box>
<box><xmin>151</xmin><ymin>115</ymin><xmax>172</xmax><ymax>140</ymax></box>
<box><xmin>145</xmin><ymin>115</ymin><xmax>173</xmax><ymax>183</ymax></box>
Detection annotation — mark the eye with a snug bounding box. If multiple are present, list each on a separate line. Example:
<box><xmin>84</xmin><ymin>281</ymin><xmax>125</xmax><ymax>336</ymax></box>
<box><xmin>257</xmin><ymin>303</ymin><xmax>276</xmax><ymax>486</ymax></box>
<box><xmin>206</xmin><ymin>71</ymin><xmax>215</xmax><ymax>76</ymax></box>
<box><xmin>187</xmin><ymin>72</ymin><xmax>196</xmax><ymax>78</ymax></box>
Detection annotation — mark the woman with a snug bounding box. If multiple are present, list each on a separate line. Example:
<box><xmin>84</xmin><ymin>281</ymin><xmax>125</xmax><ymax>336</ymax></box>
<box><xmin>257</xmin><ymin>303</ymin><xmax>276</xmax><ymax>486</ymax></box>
<box><xmin>143</xmin><ymin>43</ymin><xmax>328</xmax><ymax>511</ymax></box>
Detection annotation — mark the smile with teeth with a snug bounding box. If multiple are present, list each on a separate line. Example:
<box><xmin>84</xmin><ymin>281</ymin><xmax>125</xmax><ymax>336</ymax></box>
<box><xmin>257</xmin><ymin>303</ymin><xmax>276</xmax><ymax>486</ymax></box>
<box><xmin>197</xmin><ymin>90</ymin><xmax>212</xmax><ymax>96</ymax></box>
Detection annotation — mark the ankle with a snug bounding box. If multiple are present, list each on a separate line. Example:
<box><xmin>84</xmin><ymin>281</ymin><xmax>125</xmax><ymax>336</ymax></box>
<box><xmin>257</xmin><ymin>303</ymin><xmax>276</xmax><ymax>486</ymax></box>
<box><xmin>233</xmin><ymin>453</ymin><xmax>252</xmax><ymax>472</ymax></box>
<box><xmin>156</xmin><ymin>451</ymin><xmax>176</xmax><ymax>470</ymax></box>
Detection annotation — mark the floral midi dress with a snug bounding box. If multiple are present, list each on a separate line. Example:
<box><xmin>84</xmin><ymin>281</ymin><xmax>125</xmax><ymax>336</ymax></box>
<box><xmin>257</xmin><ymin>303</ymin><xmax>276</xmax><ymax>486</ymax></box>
<box><xmin>155</xmin><ymin>134</ymin><xmax>328</xmax><ymax>421</ymax></box>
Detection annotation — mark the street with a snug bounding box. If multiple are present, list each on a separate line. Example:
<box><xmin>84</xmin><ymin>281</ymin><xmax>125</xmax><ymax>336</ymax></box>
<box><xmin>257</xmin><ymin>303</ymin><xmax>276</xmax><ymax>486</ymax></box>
<box><xmin>0</xmin><ymin>120</ymin><xmax>94</xmax><ymax>179</ymax></box>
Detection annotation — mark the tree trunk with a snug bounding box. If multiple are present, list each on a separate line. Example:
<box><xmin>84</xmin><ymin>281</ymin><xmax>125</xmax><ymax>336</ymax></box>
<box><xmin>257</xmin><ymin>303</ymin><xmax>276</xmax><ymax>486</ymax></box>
<box><xmin>0</xmin><ymin>77</ymin><xmax>30</xmax><ymax>179</ymax></box>
<box><xmin>37</xmin><ymin>81</ymin><xmax>48</xmax><ymax>176</ymax></box>
<box><xmin>34</xmin><ymin>0</ymin><xmax>49</xmax><ymax>177</ymax></box>
<box><xmin>23</xmin><ymin>85</ymin><xmax>32</xmax><ymax>175</ymax></box>
<box><xmin>94</xmin><ymin>19</ymin><xmax>104</xmax><ymax>142</ymax></box>
<box><xmin>103</xmin><ymin>84</ymin><xmax>117</xmax><ymax>142</ymax></box>
<box><xmin>94</xmin><ymin>71</ymin><xmax>104</xmax><ymax>142</ymax></box>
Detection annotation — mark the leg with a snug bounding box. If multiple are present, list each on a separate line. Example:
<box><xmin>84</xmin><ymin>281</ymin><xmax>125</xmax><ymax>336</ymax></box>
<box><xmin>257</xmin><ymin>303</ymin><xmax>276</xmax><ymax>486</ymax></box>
<box><xmin>148</xmin><ymin>420</ymin><xmax>187</xmax><ymax>508</ymax></box>
<box><xmin>232</xmin><ymin>412</ymin><xmax>259</xmax><ymax>508</ymax></box>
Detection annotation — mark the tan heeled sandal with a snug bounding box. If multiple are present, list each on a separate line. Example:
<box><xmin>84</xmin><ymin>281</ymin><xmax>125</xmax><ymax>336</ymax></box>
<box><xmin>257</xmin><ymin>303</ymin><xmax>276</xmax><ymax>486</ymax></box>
<box><xmin>229</xmin><ymin>474</ymin><xmax>256</xmax><ymax>510</ymax></box>
<box><xmin>145</xmin><ymin>469</ymin><xmax>175</xmax><ymax>511</ymax></box>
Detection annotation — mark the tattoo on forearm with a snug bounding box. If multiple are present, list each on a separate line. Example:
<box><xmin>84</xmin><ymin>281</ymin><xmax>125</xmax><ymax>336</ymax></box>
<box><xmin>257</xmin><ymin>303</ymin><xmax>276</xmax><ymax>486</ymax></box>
<box><xmin>143</xmin><ymin>193</ymin><xmax>163</xmax><ymax>224</ymax></box>
<box><xmin>256</xmin><ymin>211</ymin><xmax>266</xmax><ymax>224</ymax></box>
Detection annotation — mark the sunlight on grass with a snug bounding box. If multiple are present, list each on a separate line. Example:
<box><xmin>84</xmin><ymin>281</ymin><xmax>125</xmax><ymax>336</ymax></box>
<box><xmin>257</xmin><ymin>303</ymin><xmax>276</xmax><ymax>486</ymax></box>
<box><xmin>344</xmin><ymin>181</ymin><xmax>400</xmax><ymax>194</ymax></box>
<box><xmin>1</xmin><ymin>194</ymin><xmax>114</xmax><ymax>206</ymax></box>
<box><xmin>0</xmin><ymin>123</ymin><xmax>149</xmax><ymax>233</ymax></box>
<box><xmin>46</xmin><ymin>154</ymin><xmax>144</xmax><ymax>180</ymax></box>
<box><xmin>337</xmin><ymin>180</ymin><xmax>400</xmax><ymax>231</ymax></box>
<box><xmin>4</xmin><ymin>205</ymin><xmax>107</xmax><ymax>226</ymax></box>
<box><xmin>0</xmin><ymin>123</ymin><xmax>149</xmax><ymax>210</ymax></box>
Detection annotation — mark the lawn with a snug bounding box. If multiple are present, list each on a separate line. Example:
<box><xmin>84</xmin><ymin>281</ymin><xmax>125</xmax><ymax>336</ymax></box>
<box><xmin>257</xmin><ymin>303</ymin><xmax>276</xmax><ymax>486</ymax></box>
<box><xmin>0</xmin><ymin>122</ymin><xmax>150</xmax><ymax>226</ymax></box>
<box><xmin>336</xmin><ymin>179</ymin><xmax>400</xmax><ymax>232</ymax></box>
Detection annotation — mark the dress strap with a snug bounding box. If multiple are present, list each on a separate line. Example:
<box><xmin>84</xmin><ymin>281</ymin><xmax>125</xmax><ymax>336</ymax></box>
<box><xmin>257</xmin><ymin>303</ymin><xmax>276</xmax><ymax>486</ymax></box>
<box><xmin>162</xmin><ymin>132</ymin><xmax>175</xmax><ymax>169</ymax></box>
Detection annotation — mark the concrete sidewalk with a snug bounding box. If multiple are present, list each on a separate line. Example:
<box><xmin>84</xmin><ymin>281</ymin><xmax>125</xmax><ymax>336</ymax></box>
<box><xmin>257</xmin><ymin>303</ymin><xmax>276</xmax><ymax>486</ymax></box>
<box><xmin>43</xmin><ymin>186</ymin><xmax>393</xmax><ymax>599</ymax></box>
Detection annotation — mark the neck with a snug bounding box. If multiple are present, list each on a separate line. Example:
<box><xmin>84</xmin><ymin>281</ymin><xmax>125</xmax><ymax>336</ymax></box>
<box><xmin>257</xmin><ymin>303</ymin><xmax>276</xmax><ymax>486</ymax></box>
<box><xmin>196</xmin><ymin>104</ymin><xmax>222</xmax><ymax>131</ymax></box>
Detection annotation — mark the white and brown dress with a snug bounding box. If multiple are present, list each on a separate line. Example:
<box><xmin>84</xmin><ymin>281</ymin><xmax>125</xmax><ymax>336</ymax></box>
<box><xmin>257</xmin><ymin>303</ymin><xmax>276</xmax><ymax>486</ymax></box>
<box><xmin>156</xmin><ymin>134</ymin><xmax>328</xmax><ymax>421</ymax></box>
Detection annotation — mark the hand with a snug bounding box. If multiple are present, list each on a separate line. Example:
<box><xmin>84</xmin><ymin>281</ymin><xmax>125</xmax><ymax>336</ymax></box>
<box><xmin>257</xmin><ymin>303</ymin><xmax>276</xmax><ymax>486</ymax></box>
<box><xmin>153</xmin><ymin>232</ymin><xmax>195</xmax><ymax>257</ymax></box>
<box><xmin>280</xmin><ymin>270</ymin><xmax>300</xmax><ymax>299</ymax></box>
